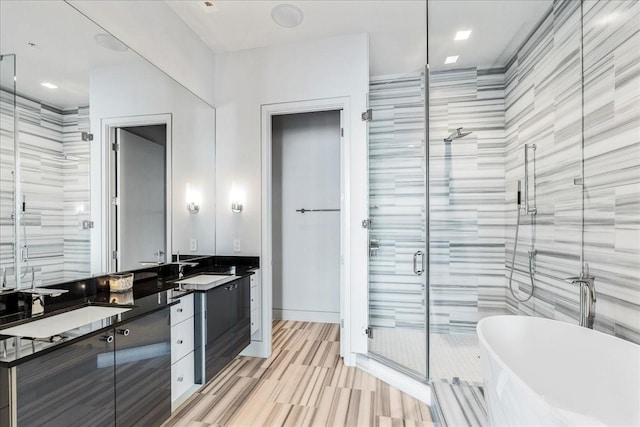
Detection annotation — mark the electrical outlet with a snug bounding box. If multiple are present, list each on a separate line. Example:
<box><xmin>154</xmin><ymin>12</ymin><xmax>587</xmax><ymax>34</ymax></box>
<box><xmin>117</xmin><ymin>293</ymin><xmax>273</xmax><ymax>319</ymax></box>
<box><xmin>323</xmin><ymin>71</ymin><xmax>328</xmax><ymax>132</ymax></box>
<box><xmin>190</xmin><ymin>238</ymin><xmax>198</xmax><ymax>252</ymax></box>
<box><xmin>233</xmin><ymin>239</ymin><xmax>241</xmax><ymax>252</ymax></box>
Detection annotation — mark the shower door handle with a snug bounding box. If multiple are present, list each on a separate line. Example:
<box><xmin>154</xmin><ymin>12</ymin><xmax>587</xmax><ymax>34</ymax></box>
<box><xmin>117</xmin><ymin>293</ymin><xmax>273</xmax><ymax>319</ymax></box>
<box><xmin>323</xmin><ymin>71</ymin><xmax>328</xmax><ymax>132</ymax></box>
<box><xmin>413</xmin><ymin>251</ymin><xmax>425</xmax><ymax>275</ymax></box>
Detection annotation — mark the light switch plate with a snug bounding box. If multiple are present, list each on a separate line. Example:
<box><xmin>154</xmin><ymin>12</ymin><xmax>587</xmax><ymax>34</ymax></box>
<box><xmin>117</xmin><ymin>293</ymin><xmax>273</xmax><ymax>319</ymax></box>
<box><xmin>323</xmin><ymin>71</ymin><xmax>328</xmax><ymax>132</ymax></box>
<box><xmin>190</xmin><ymin>238</ymin><xmax>198</xmax><ymax>251</ymax></box>
<box><xmin>233</xmin><ymin>239</ymin><xmax>241</xmax><ymax>252</ymax></box>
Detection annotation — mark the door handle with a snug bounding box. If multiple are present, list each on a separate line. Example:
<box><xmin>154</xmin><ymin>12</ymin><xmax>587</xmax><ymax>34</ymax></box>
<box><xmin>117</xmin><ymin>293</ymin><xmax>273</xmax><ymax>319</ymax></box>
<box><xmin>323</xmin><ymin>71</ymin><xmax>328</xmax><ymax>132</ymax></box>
<box><xmin>413</xmin><ymin>251</ymin><xmax>425</xmax><ymax>275</ymax></box>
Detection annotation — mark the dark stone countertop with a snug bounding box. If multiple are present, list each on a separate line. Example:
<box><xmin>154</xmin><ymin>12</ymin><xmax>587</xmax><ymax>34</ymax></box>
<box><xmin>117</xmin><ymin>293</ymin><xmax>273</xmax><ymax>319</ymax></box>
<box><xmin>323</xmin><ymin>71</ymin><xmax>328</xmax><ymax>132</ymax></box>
<box><xmin>0</xmin><ymin>256</ymin><xmax>258</xmax><ymax>367</ymax></box>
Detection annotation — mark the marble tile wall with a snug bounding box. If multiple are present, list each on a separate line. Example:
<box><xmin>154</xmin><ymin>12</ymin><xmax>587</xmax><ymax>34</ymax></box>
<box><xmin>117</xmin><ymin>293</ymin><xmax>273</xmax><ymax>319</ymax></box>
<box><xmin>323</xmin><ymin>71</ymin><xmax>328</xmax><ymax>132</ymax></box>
<box><xmin>504</xmin><ymin>0</ymin><xmax>584</xmax><ymax>322</ymax></box>
<box><xmin>0</xmin><ymin>88</ymin><xmax>16</xmax><ymax>285</ymax></box>
<box><xmin>61</xmin><ymin>106</ymin><xmax>91</xmax><ymax>281</ymax></box>
<box><xmin>429</xmin><ymin>68</ymin><xmax>509</xmax><ymax>333</ymax></box>
<box><xmin>505</xmin><ymin>0</ymin><xmax>640</xmax><ymax>344</ymax></box>
<box><xmin>582</xmin><ymin>0</ymin><xmax>640</xmax><ymax>343</ymax></box>
<box><xmin>0</xmin><ymin>89</ymin><xmax>91</xmax><ymax>286</ymax></box>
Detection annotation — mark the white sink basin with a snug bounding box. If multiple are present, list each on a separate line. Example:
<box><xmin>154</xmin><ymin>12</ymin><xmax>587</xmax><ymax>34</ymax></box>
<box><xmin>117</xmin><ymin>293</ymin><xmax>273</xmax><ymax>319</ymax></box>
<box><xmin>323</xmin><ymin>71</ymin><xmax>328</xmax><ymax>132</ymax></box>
<box><xmin>174</xmin><ymin>274</ymin><xmax>235</xmax><ymax>290</ymax></box>
<box><xmin>0</xmin><ymin>306</ymin><xmax>131</xmax><ymax>338</ymax></box>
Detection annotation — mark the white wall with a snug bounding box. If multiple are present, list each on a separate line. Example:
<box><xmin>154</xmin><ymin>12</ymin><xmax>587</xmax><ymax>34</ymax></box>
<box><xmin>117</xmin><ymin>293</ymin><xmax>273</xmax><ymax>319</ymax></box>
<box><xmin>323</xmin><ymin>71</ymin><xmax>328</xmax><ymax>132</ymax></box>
<box><xmin>89</xmin><ymin>60</ymin><xmax>216</xmax><ymax>273</ymax></box>
<box><xmin>213</xmin><ymin>33</ymin><xmax>370</xmax><ymax>357</ymax></box>
<box><xmin>68</xmin><ymin>0</ymin><xmax>216</xmax><ymax>106</ymax></box>
<box><xmin>272</xmin><ymin>111</ymin><xmax>341</xmax><ymax>322</ymax></box>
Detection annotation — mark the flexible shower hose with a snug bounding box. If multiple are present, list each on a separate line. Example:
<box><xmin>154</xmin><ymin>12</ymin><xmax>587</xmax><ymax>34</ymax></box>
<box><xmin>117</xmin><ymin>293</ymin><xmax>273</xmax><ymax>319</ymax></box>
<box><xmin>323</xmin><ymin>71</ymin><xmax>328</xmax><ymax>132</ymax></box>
<box><xmin>508</xmin><ymin>206</ymin><xmax>535</xmax><ymax>302</ymax></box>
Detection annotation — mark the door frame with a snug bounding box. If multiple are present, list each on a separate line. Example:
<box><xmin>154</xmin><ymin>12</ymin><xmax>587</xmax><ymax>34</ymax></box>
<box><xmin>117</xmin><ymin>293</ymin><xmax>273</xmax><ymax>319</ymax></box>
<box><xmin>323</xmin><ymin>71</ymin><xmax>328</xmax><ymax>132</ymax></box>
<box><xmin>259</xmin><ymin>97</ymin><xmax>351</xmax><ymax>359</ymax></box>
<box><xmin>101</xmin><ymin>114</ymin><xmax>172</xmax><ymax>273</ymax></box>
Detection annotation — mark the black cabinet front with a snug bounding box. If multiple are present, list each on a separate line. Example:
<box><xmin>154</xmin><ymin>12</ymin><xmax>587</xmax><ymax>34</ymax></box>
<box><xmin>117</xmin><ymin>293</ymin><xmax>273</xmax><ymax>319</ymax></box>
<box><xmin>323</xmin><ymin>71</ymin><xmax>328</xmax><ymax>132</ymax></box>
<box><xmin>115</xmin><ymin>307</ymin><xmax>171</xmax><ymax>427</ymax></box>
<box><xmin>16</xmin><ymin>331</ymin><xmax>115</xmax><ymax>427</ymax></box>
<box><xmin>10</xmin><ymin>307</ymin><xmax>172</xmax><ymax>427</ymax></box>
<box><xmin>204</xmin><ymin>277</ymin><xmax>251</xmax><ymax>381</ymax></box>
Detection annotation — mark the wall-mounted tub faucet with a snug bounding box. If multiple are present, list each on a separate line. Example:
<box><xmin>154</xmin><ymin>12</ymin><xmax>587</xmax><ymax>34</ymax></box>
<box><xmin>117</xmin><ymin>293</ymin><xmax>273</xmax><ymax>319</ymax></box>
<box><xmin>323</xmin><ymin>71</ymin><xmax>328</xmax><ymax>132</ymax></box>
<box><xmin>565</xmin><ymin>264</ymin><xmax>596</xmax><ymax>329</ymax></box>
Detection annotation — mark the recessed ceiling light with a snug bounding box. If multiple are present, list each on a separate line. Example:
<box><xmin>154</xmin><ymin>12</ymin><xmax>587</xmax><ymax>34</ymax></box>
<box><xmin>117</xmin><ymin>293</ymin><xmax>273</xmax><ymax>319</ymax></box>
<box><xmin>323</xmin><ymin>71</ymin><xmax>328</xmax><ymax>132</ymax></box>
<box><xmin>94</xmin><ymin>33</ymin><xmax>129</xmax><ymax>52</ymax></box>
<box><xmin>272</xmin><ymin>4</ymin><xmax>304</xmax><ymax>28</ymax></box>
<box><xmin>454</xmin><ymin>30</ymin><xmax>472</xmax><ymax>41</ymax></box>
<box><xmin>41</xmin><ymin>82</ymin><xmax>58</xmax><ymax>89</ymax></box>
<box><xmin>445</xmin><ymin>56</ymin><xmax>459</xmax><ymax>65</ymax></box>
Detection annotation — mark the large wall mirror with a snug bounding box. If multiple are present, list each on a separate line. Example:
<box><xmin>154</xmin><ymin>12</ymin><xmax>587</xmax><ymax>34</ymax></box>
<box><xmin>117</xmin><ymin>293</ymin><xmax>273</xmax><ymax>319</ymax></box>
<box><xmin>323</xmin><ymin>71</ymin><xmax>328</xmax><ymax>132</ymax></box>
<box><xmin>0</xmin><ymin>1</ymin><xmax>216</xmax><ymax>289</ymax></box>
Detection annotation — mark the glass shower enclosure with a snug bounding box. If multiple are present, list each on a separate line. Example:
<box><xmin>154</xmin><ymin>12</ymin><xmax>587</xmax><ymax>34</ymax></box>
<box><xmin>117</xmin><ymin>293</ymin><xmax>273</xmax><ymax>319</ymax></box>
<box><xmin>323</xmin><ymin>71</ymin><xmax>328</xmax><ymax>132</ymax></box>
<box><xmin>0</xmin><ymin>54</ymin><xmax>17</xmax><ymax>289</ymax></box>
<box><xmin>366</xmin><ymin>72</ymin><xmax>429</xmax><ymax>379</ymax></box>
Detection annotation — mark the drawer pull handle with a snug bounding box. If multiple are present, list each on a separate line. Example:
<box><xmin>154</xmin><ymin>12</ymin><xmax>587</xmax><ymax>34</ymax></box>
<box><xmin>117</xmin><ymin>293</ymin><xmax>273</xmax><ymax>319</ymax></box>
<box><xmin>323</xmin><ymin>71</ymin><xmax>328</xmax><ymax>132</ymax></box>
<box><xmin>102</xmin><ymin>335</ymin><xmax>114</xmax><ymax>343</ymax></box>
<box><xmin>177</xmin><ymin>376</ymin><xmax>184</xmax><ymax>382</ymax></box>
<box><xmin>177</xmin><ymin>339</ymin><xmax>183</xmax><ymax>344</ymax></box>
<box><xmin>117</xmin><ymin>328</ymin><xmax>130</xmax><ymax>336</ymax></box>
<box><xmin>177</xmin><ymin>308</ymin><xmax>183</xmax><ymax>313</ymax></box>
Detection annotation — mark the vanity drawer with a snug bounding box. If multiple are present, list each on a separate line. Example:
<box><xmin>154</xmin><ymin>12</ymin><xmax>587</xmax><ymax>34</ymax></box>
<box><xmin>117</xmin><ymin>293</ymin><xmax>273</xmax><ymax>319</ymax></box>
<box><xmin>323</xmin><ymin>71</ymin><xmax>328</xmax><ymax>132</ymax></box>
<box><xmin>250</xmin><ymin>281</ymin><xmax>261</xmax><ymax>311</ymax></box>
<box><xmin>250</xmin><ymin>293</ymin><xmax>257</xmax><ymax>311</ymax></box>
<box><xmin>251</xmin><ymin>308</ymin><xmax>259</xmax><ymax>335</ymax></box>
<box><xmin>171</xmin><ymin>351</ymin><xmax>195</xmax><ymax>403</ymax></box>
<box><xmin>171</xmin><ymin>318</ymin><xmax>195</xmax><ymax>364</ymax></box>
<box><xmin>171</xmin><ymin>293</ymin><xmax>194</xmax><ymax>326</ymax></box>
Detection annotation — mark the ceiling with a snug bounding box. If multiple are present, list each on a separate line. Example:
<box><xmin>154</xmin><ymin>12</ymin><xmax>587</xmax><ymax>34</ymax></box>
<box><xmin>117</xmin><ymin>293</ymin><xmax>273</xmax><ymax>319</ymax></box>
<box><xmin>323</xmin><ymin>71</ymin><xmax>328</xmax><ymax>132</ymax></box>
<box><xmin>166</xmin><ymin>0</ymin><xmax>427</xmax><ymax>77</ymax></box>
<box><xmin>0</xmin><ymin>1</ymin><xmax>140</xmax><ymax>109</ymax></box>
<box><xmin>0</xmin><ymin>0</ymin><xmax>554</xmax><ymax>109</ymax></box>
<box><xmin>428</xmin><ymin>0</ymin><xmax>552</xmax><ymax>71</ymax></box>
<box><xmin>167</xmin><ymin>0</ymin><xmax>552</xmax><ymax>76</ymax></box>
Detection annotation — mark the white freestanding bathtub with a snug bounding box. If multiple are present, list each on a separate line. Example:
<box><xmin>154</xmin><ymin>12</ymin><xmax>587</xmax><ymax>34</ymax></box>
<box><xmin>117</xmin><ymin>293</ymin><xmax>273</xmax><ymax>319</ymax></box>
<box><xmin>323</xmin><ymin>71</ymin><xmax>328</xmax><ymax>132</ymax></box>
<box><xmin>477</xmin><ymin>315</ymin><xmax>640</xmax><ymax>426</ymax></box>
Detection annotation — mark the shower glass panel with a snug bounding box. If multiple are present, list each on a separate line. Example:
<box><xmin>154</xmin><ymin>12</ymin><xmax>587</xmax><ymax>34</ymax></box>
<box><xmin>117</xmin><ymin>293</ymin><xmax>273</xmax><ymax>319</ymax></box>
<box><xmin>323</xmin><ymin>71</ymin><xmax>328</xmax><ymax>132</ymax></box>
<box><xmin>366</xmin><ymin>72</ymin><xmax>428</xmax><ymax>379</ymax></box>
<box><xmin>0</xmin><ymin>54</ymin><xmax>16</xmax><ymax>288</ymax></box>
<box><xmin>427</xmin><ymin>0</ymin><xmax>584</xmax><ymax>384</ymax></box>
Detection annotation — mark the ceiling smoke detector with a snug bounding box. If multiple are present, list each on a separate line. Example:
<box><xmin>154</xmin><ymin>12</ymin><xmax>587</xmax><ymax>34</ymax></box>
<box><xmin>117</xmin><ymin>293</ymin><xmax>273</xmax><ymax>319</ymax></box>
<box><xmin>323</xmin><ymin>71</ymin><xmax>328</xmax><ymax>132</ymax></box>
<box><xmin>271</xmin><ymin>4</ymin><xmax>304</xmax><ymax>28</ymax></box>
<box><xmin>94</xmin><ymin>33</ymin><xmax>129</xmax><ymax>52</ymax></box>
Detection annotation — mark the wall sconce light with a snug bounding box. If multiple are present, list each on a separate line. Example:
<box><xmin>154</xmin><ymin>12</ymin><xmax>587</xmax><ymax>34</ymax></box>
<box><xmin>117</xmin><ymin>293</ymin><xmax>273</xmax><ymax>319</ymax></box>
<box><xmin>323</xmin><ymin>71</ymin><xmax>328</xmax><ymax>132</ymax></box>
<box><xmin>186</xmin><ymin>183</ymin><xmax>201</xmax><ymax>214</ymax></box>
<box><xmin>230</xmin><ymin>184</ymin><xmax>244</xmax><ymax>213</ymax></box>
<box><xmin>187</xmin><ymin>202</ymin><xmax>200</xmax><ymax>214</ymax></box>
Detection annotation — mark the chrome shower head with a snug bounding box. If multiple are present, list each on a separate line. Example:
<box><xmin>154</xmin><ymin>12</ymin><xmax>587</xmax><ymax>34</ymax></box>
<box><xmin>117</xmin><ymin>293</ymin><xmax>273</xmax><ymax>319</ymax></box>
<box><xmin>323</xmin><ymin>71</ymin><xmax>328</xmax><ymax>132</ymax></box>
<box><xmin>444</xmin><ymin>127</ymin><xmax>473</xmax><ymax>142</ymax></box>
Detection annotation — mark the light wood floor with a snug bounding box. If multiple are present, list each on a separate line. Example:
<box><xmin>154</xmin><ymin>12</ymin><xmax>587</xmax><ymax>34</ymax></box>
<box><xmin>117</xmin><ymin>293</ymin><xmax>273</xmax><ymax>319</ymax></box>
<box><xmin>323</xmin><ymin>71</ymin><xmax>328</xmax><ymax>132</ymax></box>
<box><xmin>164</xmin><ymin>320</ymin><xmax>433</xmax><ymax>426</ymax></box>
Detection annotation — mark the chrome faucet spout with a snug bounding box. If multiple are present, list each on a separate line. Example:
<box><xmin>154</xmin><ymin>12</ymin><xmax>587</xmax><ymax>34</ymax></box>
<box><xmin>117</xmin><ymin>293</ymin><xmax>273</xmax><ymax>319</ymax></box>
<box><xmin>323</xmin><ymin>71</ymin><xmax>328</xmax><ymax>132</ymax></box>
<box><xmin>565</xmin><ymin>272</ymin><xmax>596</xmax><ymax>329</ymax></box>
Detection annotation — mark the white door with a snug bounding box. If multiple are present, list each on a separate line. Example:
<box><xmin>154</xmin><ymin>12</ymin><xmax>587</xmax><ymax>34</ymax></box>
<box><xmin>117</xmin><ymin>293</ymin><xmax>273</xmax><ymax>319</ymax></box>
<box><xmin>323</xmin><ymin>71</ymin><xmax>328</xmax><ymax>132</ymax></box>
<box><xmin>115</xmin><ymin>128</ymin><xmax>166</xmax><ymax>271</ymax></box>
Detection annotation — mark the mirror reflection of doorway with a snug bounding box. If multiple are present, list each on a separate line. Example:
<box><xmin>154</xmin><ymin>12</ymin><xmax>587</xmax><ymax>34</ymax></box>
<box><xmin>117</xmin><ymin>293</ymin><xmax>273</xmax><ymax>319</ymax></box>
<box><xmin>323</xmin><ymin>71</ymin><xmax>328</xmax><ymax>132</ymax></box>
<box><xmin>111</xmin><ymin>125</ymin><xmax>166</xmax><ymax>271</ymax></box>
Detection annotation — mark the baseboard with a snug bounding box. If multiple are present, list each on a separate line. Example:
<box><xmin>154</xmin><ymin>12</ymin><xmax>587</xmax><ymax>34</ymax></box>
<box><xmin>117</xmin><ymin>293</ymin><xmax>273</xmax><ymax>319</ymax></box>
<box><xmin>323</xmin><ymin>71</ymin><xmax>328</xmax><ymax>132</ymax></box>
<box><xmin>239</xmin><ymin>339</ymin><xmax>270</xmax><ymax>358</ymax></box>
<box><xmin>356</xmin><ymin>354</ymin><xmax>432</xmax><ymax>405</ymax></box>
<box><xmin>273</xmin><ymin>308</ymin><xmax>340</xmax><ymax>323</ymax></box>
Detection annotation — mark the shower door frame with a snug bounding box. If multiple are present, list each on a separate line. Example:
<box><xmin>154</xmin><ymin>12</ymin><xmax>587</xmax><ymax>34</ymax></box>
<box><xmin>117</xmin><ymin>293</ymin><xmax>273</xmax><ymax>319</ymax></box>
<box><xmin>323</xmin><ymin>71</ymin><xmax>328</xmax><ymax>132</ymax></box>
<box><xmin>424</xmin><ymin>63</ymin><xmax>431</xmax><ymax>382</ymax></box>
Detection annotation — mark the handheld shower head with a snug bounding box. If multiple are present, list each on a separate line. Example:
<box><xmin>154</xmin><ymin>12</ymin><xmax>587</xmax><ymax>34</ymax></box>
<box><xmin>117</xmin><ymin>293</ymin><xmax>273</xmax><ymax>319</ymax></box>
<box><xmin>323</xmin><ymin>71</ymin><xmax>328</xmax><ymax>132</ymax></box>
<box><xmin>444</xmin><ymin>127</ymin><xmax>473</xmax><ymax>142</ymax></box>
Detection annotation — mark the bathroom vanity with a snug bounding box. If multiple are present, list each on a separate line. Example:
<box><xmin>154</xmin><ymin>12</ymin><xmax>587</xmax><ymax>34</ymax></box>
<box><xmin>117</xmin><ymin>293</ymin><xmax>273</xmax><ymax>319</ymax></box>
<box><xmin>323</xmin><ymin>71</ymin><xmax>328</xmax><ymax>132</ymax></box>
<box><xmin>0</xmin><ymin>256</ymin><xmax>258</xmax><ymax>426</ymax></box>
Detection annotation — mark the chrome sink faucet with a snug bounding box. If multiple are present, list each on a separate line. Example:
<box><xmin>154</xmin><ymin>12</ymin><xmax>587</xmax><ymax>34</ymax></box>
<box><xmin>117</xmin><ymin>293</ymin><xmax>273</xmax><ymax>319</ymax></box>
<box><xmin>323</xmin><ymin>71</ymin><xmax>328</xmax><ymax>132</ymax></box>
<box><xmin>565</xmin><ymin>264</ymin><xmax>596</xmax><ymax>329</ymax></box>
<box><xmin>20</xmin><ymin>267</ymin><xmax>68</xmax><ymax>316</ymax></box>
<box><xmin>175</xmin><ymin>250</ymin><xmax>198</xmax><ymax>279</ymax></box>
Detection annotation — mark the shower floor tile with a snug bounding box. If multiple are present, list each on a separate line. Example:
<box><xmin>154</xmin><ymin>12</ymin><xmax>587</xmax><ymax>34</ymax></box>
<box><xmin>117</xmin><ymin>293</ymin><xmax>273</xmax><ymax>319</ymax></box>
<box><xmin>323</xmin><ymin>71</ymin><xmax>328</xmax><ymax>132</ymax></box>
<box><xmin>430</xmin><ymin>333</ymin><xmax>483</xmax><ymax>384</ymax></box>
<box><xmin>369</xmin><ymin>327</ymin><xmax>484</xmax><ymax>383</ymax></box>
